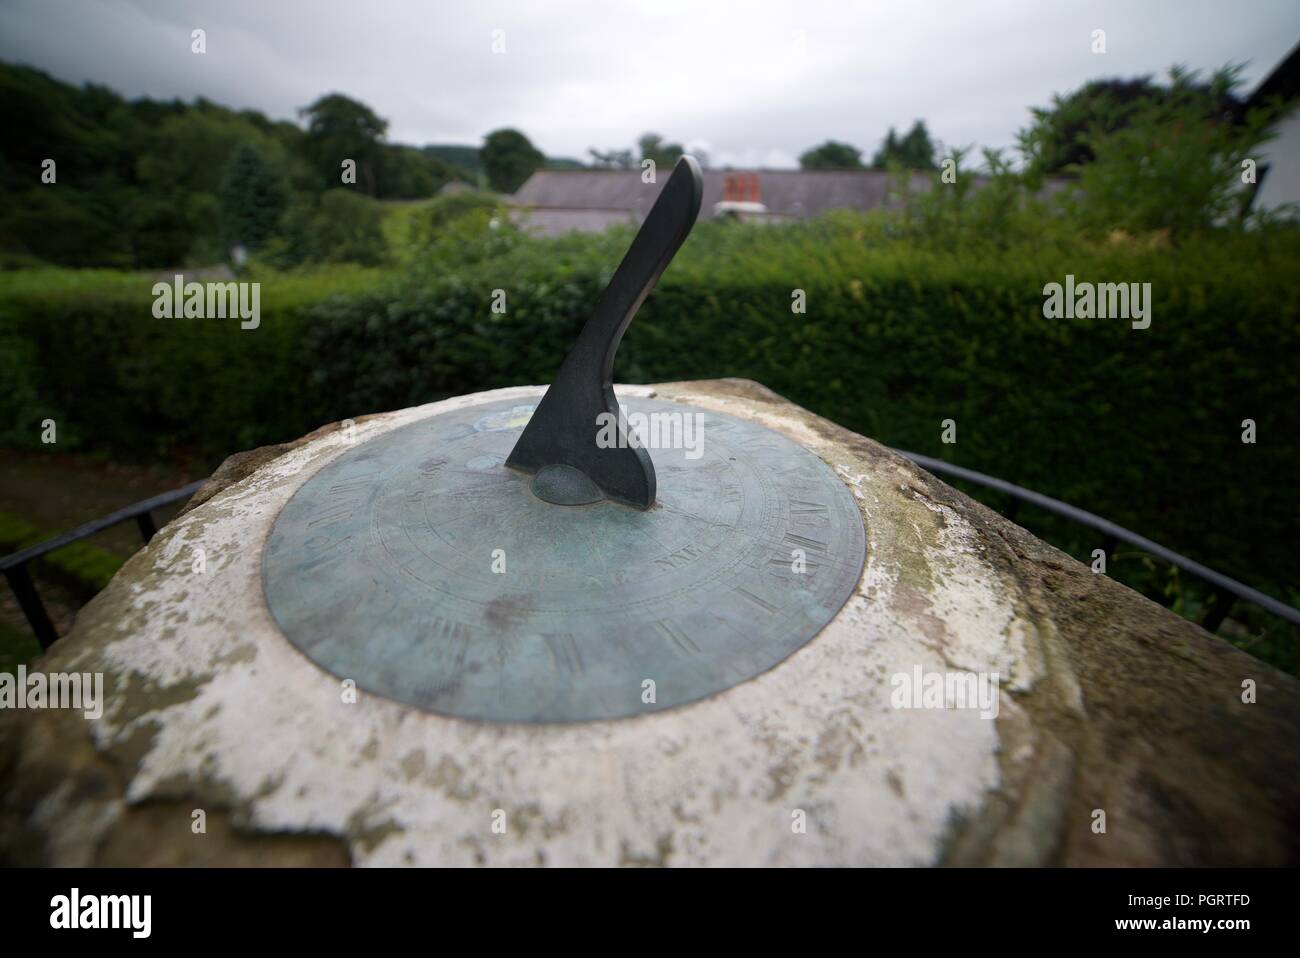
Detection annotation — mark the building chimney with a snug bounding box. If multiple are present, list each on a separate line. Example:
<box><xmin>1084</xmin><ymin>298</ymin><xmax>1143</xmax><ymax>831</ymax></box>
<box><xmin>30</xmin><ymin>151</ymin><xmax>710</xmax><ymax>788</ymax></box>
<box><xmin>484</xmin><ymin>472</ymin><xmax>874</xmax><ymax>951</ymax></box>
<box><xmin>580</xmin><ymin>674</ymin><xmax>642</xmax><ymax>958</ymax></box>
<box><xmin>723</xmin><ymin>172</ymin><xmax>761</xmax><ymax>204</ymax></box>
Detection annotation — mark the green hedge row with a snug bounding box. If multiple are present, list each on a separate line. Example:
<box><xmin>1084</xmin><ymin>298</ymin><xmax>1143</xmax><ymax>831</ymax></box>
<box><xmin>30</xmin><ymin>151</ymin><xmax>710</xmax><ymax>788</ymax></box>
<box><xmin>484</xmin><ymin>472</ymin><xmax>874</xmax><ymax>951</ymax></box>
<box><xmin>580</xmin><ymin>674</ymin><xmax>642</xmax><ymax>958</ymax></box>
<box><xmin>0</xmin><ymin>266</ymin><xmax>384</xmax><ymax>457</ymax></box>
<box><xmin>2</xmin><ymin>221</ymin><xmax>1298</xmax><ymax>593</ymax></box>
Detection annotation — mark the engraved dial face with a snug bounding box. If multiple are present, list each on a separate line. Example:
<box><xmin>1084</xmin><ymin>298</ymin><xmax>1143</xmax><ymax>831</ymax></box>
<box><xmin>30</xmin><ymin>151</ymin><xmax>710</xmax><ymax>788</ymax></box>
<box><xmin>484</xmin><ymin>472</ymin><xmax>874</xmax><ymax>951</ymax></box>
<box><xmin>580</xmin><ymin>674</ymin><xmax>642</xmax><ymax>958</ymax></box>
<box><xmin>262</xmin><ymin>398</ymin><xmax>866</xmax><ymax>723</ymax></box>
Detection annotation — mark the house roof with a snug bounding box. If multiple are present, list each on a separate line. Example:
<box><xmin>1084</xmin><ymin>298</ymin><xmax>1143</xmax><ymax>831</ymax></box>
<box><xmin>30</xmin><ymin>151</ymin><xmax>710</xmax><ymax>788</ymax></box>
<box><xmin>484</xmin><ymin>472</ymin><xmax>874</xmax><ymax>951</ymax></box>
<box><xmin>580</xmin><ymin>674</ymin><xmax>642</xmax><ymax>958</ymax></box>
<box><xmin>509</xmin><ymin>168</ymin><xmax>938</xmax><ymax>220</ymax></box>
<box><xmin>507</xmin><ymin>166</ymin><xmax>1072</xmax><ymax>235</ymax></box>
<box><xmin>1248</xmin><ymin>40</ymin><xmax>1300</xmax><ymax>108</ymax></box>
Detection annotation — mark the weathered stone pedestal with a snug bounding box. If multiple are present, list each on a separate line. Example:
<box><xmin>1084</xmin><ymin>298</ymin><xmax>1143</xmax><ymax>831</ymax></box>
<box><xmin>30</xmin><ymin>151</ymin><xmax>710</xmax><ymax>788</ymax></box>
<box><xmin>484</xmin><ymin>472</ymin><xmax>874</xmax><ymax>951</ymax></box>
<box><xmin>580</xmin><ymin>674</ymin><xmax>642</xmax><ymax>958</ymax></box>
<box><xmin>2</xmin><ymin>380</ymin><xmax>1297</xmax><ymax>866</ymax></box>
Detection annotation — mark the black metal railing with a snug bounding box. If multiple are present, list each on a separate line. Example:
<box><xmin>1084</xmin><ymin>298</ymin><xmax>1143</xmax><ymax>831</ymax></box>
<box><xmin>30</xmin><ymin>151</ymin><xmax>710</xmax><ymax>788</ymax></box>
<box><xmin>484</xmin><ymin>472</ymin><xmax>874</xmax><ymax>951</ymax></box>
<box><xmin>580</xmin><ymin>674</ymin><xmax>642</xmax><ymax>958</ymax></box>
<box><xmin>2</xmin><ymin>461</ymin><xmax>1297</xmax><ymax>651</ymax></box>
<box><xmin>0</xmin><ymin>480</ymin><xmax>206</xmax><ymax>649</ymax></box>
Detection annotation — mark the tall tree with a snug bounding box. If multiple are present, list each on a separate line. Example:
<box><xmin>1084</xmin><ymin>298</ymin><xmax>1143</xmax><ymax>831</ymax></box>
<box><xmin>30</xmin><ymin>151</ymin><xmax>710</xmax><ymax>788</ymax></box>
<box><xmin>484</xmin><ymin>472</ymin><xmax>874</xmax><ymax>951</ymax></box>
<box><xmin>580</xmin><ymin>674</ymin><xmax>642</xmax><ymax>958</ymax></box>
<box><xmin>588</xmin><ymin>147</ymin><xmax>635</xmax><ymax>169</ymax></box>
<box><xmin>638</xmin><ymin>132</ymin><xmax>684</xmax><ymax>168</ymax></box>
<box><xmin>589</xmin><ymin>132</ymin><xmax>692</xmax><ymax>170</ymax></box>
<box><xmin>899</xmin><ymin>120</ymin><xmax>937</xmax><ymax>169</ymax></box>
<box><xmin>871</xmin><ymin>121</ymin><xmax>936</xmax><ymax>169</ymax></box>
<box><xmin>869</xmin><ymin>129</ymin><xmax>899</xmax><ymax>168</ymax></box>
<box><xmin>480</xmin><ymin>128</ymin><xmax>544</xmax><ymax>192</ymax></box>
<box><xmin>1018</xmin><ymin>70</ymin><xmax>1245</xmax><ymax>175</ymax></box>
<box><xmin>798</xmin><ymin>140</ymin><xmax>864</xmax><ymax>169</ymax></box>
<box><xmin>219</xmin><ymin>140</ymin><xmax>289</xmax><ymax>250</ymax></box>
<box><xmin>1069</xmin><ymin>66</ymin><xmax>1280</xmax><ymax>236</ymax></box>
<box><xmin>299</xmin><ymin>93</ymin><xmax>387</xmax><ymax>194</ymax></box>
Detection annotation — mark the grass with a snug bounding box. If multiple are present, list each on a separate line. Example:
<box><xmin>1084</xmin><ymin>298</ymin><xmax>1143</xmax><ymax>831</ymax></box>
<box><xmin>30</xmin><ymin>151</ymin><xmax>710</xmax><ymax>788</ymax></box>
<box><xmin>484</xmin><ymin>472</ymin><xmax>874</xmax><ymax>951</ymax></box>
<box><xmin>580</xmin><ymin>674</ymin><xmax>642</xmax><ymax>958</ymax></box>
<box><xmin>0</xmin><ymin>510</ymin><xmax>124</xmax><ymax>596</ymax></box>
<box><xmin>378</xmin><ymin>197</ymin><xmax>440</xmax><ymax>255</ymax></box>
<box><xmin>0</xmin><ymin>262</ymin><xmax>397</xmax><ymax>307</ymax></box>
<box><xmin>0</xmin><ymin>617</ymin><xmax>41</xmax><ymax>677</ymax></box>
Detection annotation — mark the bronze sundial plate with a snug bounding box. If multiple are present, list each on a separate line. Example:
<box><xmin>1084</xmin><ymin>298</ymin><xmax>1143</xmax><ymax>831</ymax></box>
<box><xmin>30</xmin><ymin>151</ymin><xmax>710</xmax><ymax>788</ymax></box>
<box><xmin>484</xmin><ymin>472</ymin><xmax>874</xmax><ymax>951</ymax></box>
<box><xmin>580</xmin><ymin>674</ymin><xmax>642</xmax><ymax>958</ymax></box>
<box><xmin>262</xmin><ymin>397</ymin><xmax>866</xmax><ymax>723</ymax></box>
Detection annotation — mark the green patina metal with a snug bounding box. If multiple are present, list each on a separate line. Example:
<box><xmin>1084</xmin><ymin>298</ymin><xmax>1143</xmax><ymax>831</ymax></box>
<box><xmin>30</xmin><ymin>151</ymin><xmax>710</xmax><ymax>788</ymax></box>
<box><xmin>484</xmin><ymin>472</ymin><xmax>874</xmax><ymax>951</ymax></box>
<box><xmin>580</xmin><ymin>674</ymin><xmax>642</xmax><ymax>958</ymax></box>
<box><xmin>262</xmin><ymin>397</ymin><xmax>866</xmax><ymax>723</ymax></box>
<box><xmin>263</xmin><ymin>157</ymin><xmax>864</xmax><ymax>724</ymax></box>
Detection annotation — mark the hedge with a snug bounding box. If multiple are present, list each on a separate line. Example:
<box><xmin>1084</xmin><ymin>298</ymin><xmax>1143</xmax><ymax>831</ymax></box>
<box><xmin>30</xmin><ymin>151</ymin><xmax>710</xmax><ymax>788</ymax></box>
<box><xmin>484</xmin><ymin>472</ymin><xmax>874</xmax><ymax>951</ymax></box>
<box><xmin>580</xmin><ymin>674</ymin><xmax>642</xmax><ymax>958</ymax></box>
<box><xmin>2</xmin><ymin>219</ymin><xmax>1297</xmax><ymax>595</ymax></box>
<box><xmin>0</xmin><ymin>265</ymin><xmax>386</xmax><ymax>457</ymax></box>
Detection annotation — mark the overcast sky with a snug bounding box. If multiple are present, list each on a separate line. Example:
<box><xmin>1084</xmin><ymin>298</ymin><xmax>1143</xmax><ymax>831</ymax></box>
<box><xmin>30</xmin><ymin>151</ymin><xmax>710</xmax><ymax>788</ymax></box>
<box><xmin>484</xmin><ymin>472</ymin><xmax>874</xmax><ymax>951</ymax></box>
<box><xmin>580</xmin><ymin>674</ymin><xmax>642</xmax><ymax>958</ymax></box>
<box><xmin>2</xmin><ymin>0</ymin><xmax>1297</xmax><ymax>168</ymax></box>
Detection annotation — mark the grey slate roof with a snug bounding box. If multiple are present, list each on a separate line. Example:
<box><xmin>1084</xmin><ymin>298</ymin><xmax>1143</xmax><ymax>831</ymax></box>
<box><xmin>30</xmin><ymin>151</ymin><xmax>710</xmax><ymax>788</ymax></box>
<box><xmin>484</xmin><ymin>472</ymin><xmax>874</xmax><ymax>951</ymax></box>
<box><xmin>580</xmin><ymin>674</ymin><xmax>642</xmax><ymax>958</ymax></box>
<box><xmin>507</xmin><ymin>167</ymin><xmax>1068</xmax><ymax>234</ymax></box>
<box><xmin>511</xmin><ymin>168</ymin><xmax>929</xmax><ymax>219</ymax></box>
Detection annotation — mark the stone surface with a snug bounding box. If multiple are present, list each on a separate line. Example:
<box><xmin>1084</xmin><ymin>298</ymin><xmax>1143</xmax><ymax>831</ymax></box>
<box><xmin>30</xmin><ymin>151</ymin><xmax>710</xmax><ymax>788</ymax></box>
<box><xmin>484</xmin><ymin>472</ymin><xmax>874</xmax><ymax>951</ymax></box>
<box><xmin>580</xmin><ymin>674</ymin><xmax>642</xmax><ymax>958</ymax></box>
<box><xmin>2</xmin><ymin>379</ymin><xmax>1297</xmax><ymax>866</ymax></box>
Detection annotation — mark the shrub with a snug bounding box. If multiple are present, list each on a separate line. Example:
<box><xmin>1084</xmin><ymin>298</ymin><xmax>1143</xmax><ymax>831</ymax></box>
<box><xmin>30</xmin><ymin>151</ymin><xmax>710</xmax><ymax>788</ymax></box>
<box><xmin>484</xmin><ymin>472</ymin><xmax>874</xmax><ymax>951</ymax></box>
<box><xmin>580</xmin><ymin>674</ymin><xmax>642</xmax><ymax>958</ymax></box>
<box><xmin>296</xmin><ymin>218</ymin><xmax>1300</xmax><ymax>596</ymax></box>
<box><xmin>1072</xmin><ymin>68</ymin><xmax>1288</xmax><ymax>237</ymax></box>
<box><xmin>2</xmin><ymin>215</ymin><xmax>1297</xmax><ymax>623</ymax></box>
<box><xmin>265</xmin><ymin>189</ymin><xmax>390</xmax><ymax>267</ymax></box>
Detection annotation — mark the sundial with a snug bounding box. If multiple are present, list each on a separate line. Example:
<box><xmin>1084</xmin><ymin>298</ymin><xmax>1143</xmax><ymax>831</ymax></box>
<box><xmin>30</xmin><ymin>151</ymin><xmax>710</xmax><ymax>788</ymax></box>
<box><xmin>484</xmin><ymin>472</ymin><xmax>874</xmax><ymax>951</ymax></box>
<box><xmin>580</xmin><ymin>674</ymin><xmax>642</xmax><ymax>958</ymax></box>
<box><xmin>263</xmin><ymin>157</ymin><xmax>867</xmax><ymax>722</ymax></box>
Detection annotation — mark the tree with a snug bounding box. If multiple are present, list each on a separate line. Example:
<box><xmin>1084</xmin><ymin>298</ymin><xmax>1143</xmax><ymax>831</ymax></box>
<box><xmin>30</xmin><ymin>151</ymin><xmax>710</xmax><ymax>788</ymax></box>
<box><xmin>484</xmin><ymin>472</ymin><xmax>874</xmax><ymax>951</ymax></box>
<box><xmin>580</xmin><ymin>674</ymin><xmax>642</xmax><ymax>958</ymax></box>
<box><xmin>1018</xmin><ymin>70</ymin><xmax>1245</xmax><ymax>175</ymax></box>
<box><xmin>638</xmin><ymin>132</ymin><xmax>684</xmax><ymax>168</ymax></box>
<box><xmin>899</xmin><ymin>121</ymin><xmax>937</xmax><ymax>170</ymax></box>
<box><xmin>588</xmin><ymin>147</ymin><xmax>635</xmax><ymax>169</ymax></box>
<box><xmin>480</xmin><ymin>128</ymin><xmax>544</xmax><ymax>192</ymax></box>
<box><xmin>798</xmin><ymin>140</ymin><xmax>864</xmax><ymax>169</ymax></box>
<box><xmin>2</xmin><ymin>186</ymin><xmax>131</xmax><ymax>267</ymax></box>
<box><xmin>219</xmin><ymin>140</ymin><xmax>289</xmax><ymax>250</ymax></box>
<box><xmin>589</xmin><ymin>132</ymin><xmax>692</xmax><ymax>170</ymax></box>
<box><xmin>308</xmin><ymin>190</ymin><xmax>389</xmax><ymax>264</ymax></box>
<box><xmin>267</xmin><ymin>189</ymin><xmax>389</xmax><ymax>267</ymax></box>
<box><xmin>137</xmin><ymin>110</ymin><xmax>286</xmax><ymax>195</ymax></box>
<box><xmin>299</xmin><ymin>93</ymin><xmax>387</xmax><ymax>194</ymax></box>
<box><xmin>871</xmin><ymin>121</ymin><xmax>936</xmax><ymax>169</ymax></box>
<box><xmin>1070</xmin><ymin>67</ymin><xmax>1283</xmax><ymax>237</ymax></box>
<box><xmin>378</xmin><ymin>144</ymin><xmax>455</xmax><ymax>199</ymax></box>
<box><xmin>423</xmin><ymin>144</ymin><xmax>482</xmax><ymax>179</ymax></box>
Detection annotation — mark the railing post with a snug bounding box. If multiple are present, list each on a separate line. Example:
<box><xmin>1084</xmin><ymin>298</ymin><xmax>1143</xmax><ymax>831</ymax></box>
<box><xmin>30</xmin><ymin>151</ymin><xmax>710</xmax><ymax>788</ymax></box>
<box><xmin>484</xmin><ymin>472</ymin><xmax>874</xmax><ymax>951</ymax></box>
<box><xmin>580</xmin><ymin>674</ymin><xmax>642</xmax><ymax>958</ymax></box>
<box><xmin>1200</xmin><ymin>587</ymin><xmax>1236</xmax><ymax>633</ymax></box>
<box><xmin>1100</xmin><ymin>534</ymin><xmax>1118</xmax><ymax>566</ymax></box>
<box><xmin>136</xmin><ymin>510</ymin><xmax>157</xmax><ymax>543</ymax></box>
<box><xmin>3</xmin><ymin>564</ymin><xmax>58</xmax><ymax>650</ymax></box>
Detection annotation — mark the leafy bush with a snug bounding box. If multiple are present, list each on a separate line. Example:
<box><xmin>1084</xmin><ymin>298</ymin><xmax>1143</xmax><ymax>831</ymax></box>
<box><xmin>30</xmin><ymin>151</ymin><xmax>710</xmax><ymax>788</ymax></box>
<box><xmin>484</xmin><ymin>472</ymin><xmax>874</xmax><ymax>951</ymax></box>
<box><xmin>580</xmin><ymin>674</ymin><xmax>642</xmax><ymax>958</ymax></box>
<box><xmin>265</xmin><ymin>189</ymin><xmax>390</xmax><ymax>267</ymax></box>
<box><xmin>2</xmin><ymin>213</ymin><xmax>1297</xmax><ymax>666</ymax></box>
<box><xmin>295</xmin><ymin>217</ymin><xmax>1300</xmax><ymax>599</ymax></box>
<box><xmin>0</xmin><ymin>265</ymin><xmax>389</xmax><ymax>457</ymax></box>
<box><xmin>1071</xmin><ymin>68</ymin><xmax>1288</xmax><ymax>237</ymax></box>
<box><xmin>404</xmin><ymin>191</ymin><xmax>522</xmax><ymax>271</ymax></box>
<box><xmin>1018</xmin><ymin>68</ymin><xmax>1246</xmax><ymax>175</ymax></box>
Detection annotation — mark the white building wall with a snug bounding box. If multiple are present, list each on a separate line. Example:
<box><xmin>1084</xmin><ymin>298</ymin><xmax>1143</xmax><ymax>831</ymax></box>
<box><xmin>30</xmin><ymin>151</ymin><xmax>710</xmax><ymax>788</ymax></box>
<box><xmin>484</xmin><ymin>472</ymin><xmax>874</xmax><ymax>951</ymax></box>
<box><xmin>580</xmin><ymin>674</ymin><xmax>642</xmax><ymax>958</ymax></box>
<box><xmin>1253</xmin><ymin>111</ymin><xmax>1300</xmax><ymax>214</ymax></box>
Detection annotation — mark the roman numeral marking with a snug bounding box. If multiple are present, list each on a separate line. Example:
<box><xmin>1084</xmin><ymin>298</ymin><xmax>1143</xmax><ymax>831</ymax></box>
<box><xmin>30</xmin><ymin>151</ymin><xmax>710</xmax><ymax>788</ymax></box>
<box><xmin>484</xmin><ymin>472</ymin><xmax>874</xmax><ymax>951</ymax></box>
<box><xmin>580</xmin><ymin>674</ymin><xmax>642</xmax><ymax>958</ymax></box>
<box><xmin>299</xmin><ymin>525</ymin><xmax>354</xmax><ymax>567</ymax></box>
<box><xmin>783</xmin><ymin>531</ymin><xmax>829</xmax><ymax>554</ymax></box>
<box><xmin>653</xmin><ymin>619</ymin><xmax>701</xmax><ymax>655</ymax></box>
<box><xmin>768</xmin><ymin>552</ymin><xmax>821</xmax><ymax>571</ymax></box>
<box><xmin>308</xmin><ymin>505</ymin><xmax>355</xmax><ymax>528</ymax></box>
<box><xmin>774</xmin><ymin>462</ymin><xmax>815</xmax><ymax>478</ymax></box>
<box><xmin>305</xmin><ymin>533</ymin><xmax>352</xmax><ymax>552</ymax></box>
<box><xmin>545</xmin><ymin>633</ymin><xmax>584</xmax><ymax>674</ymax></box>
<box><xmin>654</xmin><ymin>543</ymin><xmax>706</xmax><ymax>571</ymax></box>
<box><xmin>430</xmin><ymin>617</ymin><xmax>472</xmax><ymax>670</ymax></box>
<box><xmin>735</xmin><ymin>586</ymin><xmax>782</xmax><ymax>614</ymax></box>
<box><xmin>789</xmin><ymin>498</ymin><xmax>830</xmax><ymax>528</ymax></box>
<box><xmin>327</xmin><ymin>474</ymin><xmax>378</xmax><ymax>495</ymax></box>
